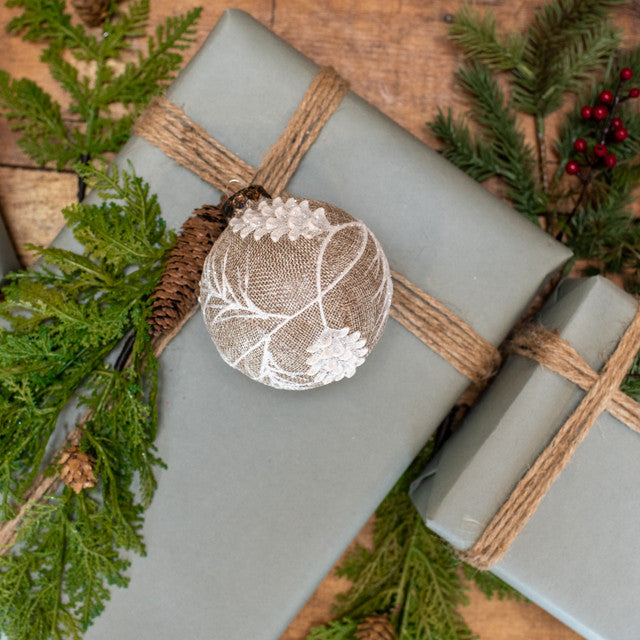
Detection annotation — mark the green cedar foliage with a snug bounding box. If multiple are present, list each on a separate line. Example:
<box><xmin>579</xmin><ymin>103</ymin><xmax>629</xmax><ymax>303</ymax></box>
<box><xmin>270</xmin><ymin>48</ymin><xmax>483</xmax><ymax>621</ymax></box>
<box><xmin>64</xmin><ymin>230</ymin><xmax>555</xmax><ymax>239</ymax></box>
<box><xmin>0</xmin><ymin>0</ymin><xmax>201</xmax><ymax>172</ymax></box>
<box><xmin>0</xmin><ymin>164</ymin><xmax>174</xmax><ymax>640</ymax></box>
<box><xmin>307</xmin><ymin>443</ymin><xmax>522</xmax><ymax>640</ymax></box>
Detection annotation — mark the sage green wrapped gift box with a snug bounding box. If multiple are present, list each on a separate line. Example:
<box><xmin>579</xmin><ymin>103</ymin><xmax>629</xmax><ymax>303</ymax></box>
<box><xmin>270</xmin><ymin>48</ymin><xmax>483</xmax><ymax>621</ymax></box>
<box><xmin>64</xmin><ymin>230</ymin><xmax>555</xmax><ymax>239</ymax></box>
<box><xmin>411</xmin><ymin>277</ymin><xmax>640</xmax><ymax>640</ymax></box>
<box><xmin>43</xmin><ymin>9</ymin><xmax>571</xmax><ymax>639</ymax></box>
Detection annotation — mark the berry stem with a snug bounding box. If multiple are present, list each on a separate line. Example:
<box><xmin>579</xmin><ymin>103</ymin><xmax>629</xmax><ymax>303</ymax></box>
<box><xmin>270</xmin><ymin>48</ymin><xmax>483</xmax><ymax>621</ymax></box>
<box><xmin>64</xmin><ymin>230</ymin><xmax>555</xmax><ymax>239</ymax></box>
<box><xmin>599</xmin><ymin>77</ymin><xmax>623</xmax><ymax>145</ymax></box>
<box><xmin>557</xmin><ymin>169</ymin><xmax>592</xmax><ymax>241</ymax></box>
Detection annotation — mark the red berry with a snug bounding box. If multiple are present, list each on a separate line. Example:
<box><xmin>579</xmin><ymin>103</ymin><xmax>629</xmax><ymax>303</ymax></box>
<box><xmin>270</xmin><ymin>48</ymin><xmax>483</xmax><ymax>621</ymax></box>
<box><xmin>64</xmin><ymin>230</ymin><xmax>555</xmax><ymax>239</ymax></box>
<box><xmin>614</xmin><ymin>127</ymin><xmax>629</xmax><ymax>141</ymax></box>
<box><xmin>594</xmin><ymin>144</ymin><xmax>607</xmax><ymax>157</ymax></box>
<box><xmin>611</xmin><ymin>117</ymin><xmax>623</xmax><ymax>130</ymax></box>
<box><xmin>630</xmin><ymin>88</ymin><xmax>640</xmax><ymax>98</ymax></box>
<box><xmin>573</xmin><ymin>138</ymin><xmax>588</xmax><ymax>152</ymax></box>
<box><xmin>621</xmin><ymin>67</ymin><xmax>633</xmax><ymax>81</ymax></box>
<box><xmin>593</xmin><ymin>105</ymin><xmax>608</xmax><ymax>119</ymax></box>
<box><xmin>604</xmin><ymin>153</ymin><xmax>617</xmax><ymax>168</ymax></box>
<box><xmin>580</xmin><ymin>105</ymin><xmax>593</xmax><ymax>119</ymax></box>
<box><xmin>565</xmin><ymin>161</ymin><xmax>580</xmax><ymax>175</ymax></box>
<box><xmin>599</xmin><ymin>90</ymin><xmax>614</xmax><ymax>104</ymax></box>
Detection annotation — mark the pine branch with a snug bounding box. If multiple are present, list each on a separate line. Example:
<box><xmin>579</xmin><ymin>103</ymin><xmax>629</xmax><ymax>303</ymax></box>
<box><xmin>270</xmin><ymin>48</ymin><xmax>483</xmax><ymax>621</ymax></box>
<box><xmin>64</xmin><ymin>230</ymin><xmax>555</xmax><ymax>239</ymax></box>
<box><xmin>455</xmin><ymin>62</ymin><xmax>546</xmax><ymax>222</ymax></box>
<box><xmin>462</xmin><ymin>565</ymin><xmax>526</xmax><ymax>602</ymax></box>
<box><xmin>429</xmin><ymin>108</ymin><xmax>502</xmax><ymax>182</ymax></box>
<box><xmin>513</xmin><ymin>0</ymin><xmax>622</xmax><ymax>116</ymax></box>
<box><xmin>308</xmin><ymin>618</ymin><xmax>359</xmax><ymax>640</ymax></box>
<box><xmin>449</xmin><ymin>5</ymin><xmax>526</xmax><ymax>73</ymax></box>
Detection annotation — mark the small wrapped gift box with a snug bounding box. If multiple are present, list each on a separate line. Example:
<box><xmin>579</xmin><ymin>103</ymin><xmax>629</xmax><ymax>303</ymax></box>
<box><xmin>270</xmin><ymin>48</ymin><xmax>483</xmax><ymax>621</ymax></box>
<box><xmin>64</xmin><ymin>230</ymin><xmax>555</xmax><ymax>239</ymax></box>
<box><xmin>43</xmin><ymin>9</ymin><xmax>570</xmax><ymax>639</ymax></box>
<box><xmin>411</xmin><ymin>276</ymin><xmax>640</xmax><ymax>640</ymax></box>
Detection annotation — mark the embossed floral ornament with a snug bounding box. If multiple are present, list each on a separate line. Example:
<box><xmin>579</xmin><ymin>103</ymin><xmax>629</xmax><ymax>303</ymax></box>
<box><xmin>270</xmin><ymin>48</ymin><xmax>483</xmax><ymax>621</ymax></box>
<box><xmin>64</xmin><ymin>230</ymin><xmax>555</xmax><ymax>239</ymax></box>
<box><xmin>199</xmin><ymin>194</ymin><xmax>393</xmax><ymax>390</ymax></box>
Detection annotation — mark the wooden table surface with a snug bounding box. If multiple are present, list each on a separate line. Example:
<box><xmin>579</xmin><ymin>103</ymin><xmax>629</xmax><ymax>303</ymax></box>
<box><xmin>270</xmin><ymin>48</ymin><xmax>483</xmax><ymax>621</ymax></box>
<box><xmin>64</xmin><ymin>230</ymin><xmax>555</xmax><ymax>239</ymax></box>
<box><xmin>2</xmin><ymin>0</ymin><xmax>638</xmax><ymax>638</ymax></box>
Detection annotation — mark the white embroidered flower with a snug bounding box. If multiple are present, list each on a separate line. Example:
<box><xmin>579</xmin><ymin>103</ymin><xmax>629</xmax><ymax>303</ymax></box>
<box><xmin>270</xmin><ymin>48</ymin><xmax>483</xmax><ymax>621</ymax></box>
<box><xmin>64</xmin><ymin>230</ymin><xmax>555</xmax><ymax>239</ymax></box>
<box><xmin>229</xmin><ymin>197</ymin><xmax>331</xmax><ymax>242</ymax></box>
<box><xmin>305</xmin><ymin>327</ymin><xmax>368</xmax><ymax>385</ymax></box>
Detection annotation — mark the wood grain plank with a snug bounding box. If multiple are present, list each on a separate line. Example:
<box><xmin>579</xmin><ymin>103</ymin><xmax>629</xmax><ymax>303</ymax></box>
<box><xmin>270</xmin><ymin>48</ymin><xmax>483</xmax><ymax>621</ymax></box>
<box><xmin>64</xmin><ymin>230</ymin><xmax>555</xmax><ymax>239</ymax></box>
<box><xmin>0</xmin><ymin>167</ymin><xmax>76</xmax><ymax>265</ymax></box>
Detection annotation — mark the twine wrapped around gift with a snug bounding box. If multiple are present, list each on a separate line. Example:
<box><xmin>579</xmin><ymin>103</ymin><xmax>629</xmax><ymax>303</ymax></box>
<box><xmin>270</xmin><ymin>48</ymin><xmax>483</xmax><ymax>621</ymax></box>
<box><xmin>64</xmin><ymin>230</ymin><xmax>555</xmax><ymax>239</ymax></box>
<box><xmin>133</xmin><ymin>67</ymin><xmax>501</xmax><ymax>388</ymax></box>
<box><xmin>460</xmin><ymin>307</ymin><xmax>640</xmax><ymax>570</ymax></box>
<box><xmin>135</xmin><ymin>65</ymin><xmax>640</xmax><ymax>572</ymax></box>
<box><xmin>0</xmin><ymin>66</ymin><xmax>507</xmax><ymax>553</ymax></box>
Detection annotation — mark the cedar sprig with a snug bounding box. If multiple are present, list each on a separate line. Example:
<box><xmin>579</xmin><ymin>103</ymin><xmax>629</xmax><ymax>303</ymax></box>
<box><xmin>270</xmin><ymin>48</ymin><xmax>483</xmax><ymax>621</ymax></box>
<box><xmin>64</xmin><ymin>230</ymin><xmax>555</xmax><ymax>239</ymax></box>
<box><xmin>0</xmin><ymin>0</ymin><xmax>201</xmax><ymax>198</ymax></box>
<box><xmin>0</xmin><ymin>164</ymin><xmax>174</xmax><ymax>639</ymax></box>
<box><xmin>308</xmin><ymin>441</ymin><xmax>521</xmax><ymax>640</ymax></box>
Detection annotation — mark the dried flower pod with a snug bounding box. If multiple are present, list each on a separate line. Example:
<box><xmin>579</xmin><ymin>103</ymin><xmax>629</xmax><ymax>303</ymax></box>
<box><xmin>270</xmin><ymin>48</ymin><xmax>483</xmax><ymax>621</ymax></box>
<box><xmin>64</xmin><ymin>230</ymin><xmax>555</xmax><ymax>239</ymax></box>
<box><xmin>58</xmin><ymin>446</ymin><xmax>97</xmax><ymax>494</ymax></box>
<box><xmin>70</xmin><ymin>0</ymin><xmax>109</xmax><ymax>27</ymax></box>
<box><xmin>355</xmin><ymin>613</ymin><xmax>397</xmax><ymax>640</ymax></box>
<box><xmin>199</xmin><ymin>195</ymin><xmax>393</xmax><ymax>390</ymax></box>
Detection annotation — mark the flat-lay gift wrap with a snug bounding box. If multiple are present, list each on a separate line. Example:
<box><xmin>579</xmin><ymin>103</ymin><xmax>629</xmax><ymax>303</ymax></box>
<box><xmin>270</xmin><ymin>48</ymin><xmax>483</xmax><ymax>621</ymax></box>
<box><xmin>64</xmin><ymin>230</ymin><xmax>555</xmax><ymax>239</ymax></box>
<box><xmin>40</xmin><ymin>9</ymin><xmax>569</xmax><ymax>640</ymax></box>
<box><xmin>411</xmin><ymin>276</ymin><xmax>640</xmax><ymax>640</ymax></box>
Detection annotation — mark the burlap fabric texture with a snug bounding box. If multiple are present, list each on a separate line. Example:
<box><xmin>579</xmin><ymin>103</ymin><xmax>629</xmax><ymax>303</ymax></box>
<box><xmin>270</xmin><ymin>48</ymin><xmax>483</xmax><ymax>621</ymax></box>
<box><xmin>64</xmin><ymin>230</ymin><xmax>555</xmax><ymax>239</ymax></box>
<box><xmin>199</xmin><ymin>197</ymin><xmax>393</xmax><ymax>390</ymax></box>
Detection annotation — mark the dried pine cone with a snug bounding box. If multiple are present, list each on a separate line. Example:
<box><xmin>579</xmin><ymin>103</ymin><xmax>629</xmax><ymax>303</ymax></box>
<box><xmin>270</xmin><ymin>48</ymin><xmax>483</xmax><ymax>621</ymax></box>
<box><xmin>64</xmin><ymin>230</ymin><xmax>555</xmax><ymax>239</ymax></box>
<box><xmin>354</xmin><ymin>614</ymin><xmax>396</xmax><ymax>640</ymax></box>
<box><xmin>58</xmin><ymin>446</ymin><xmax>97</xmax><ymax>494</ymax></box>
<box><xmin>70</xmin><ymin>0</ymin><xmax>109</xmax><ymax>27</ymax></box>
<box><xmin>148</xmin><ymin>205</ymin><xmax>227</xmax><ymax>336</ymax></box>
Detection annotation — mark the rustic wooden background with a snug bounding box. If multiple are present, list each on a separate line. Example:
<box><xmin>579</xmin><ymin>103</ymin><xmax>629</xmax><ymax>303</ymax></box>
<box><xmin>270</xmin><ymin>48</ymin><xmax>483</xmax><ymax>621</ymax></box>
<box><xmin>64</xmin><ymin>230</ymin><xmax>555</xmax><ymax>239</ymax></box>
<box><xmin>2</xmin><ymin>0</ymin><xmax>639</xmax><ymax>638</ymax></box>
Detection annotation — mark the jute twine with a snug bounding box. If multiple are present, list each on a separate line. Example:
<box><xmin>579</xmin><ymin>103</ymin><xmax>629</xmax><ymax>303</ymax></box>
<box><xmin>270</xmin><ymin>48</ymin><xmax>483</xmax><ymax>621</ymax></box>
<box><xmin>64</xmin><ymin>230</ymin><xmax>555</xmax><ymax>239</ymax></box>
<box><xmin>460</xmin><ymin>306</ymin><xmax>640</xmax><ymax>570</ymax></box>
<box><xmin>137</xmin><ymin>65</ymin><xmax>640</xmax><ymax>571</ymax></box>
<box><xmin>133</xmin><ymin>67</ymin><xmax>501</xmax><ymax>388</ymax></box>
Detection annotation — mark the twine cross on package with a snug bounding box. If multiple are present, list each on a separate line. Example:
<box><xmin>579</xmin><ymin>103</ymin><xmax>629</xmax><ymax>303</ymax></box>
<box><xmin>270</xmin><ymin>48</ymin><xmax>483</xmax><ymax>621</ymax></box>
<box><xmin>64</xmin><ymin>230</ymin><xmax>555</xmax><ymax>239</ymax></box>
<box><xmin>134</xmin><ymin>67</ymin><xmax>501</xmax><ymax>390</ymax></box>
<box><xmin>460</xmin><ymin>306</ymin><xmax>640</xmax><ymax>570</ymax></box>
<box><xmin>0</xmin><ymin>62</ymin><xmax>506</xmax><ymax>554</ymax></box>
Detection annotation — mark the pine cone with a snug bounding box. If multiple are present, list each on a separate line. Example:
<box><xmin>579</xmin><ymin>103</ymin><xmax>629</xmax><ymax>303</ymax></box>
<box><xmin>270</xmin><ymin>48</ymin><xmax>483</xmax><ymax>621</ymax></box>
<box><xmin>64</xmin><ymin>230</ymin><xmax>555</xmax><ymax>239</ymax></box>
<box><xmin>148</xmin><ymin>205</ymin><xmax>227</xmax><ymax>336</ymax></box>
<box><xmin>354</xmin><ymin>614</ymin><xmax>396</xmax><ymax>640</ymax></box>
<box><xmin>58</xmin><ymin>446</ymin><xmax>97</xmax><ymax>494</ymax></box>
<box><xmin>70</xmin><ymin>0</ymin><xmax>109</xmax><ymax>27</ymax></box>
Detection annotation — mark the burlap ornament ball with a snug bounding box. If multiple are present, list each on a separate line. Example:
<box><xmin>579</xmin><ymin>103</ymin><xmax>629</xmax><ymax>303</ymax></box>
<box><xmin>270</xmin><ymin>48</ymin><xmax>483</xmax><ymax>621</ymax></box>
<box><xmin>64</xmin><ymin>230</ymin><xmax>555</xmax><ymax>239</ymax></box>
<box><xmin>199</xmin><ymin>195</ymin><xmax>393</xmax><ymax>390</ymax></box>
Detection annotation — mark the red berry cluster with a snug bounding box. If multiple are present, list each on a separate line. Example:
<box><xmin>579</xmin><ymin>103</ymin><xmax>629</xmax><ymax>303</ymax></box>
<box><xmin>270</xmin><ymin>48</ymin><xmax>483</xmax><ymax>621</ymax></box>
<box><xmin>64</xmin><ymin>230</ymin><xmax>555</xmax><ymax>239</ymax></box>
<box><xmin>565</xmin><ymin>67</ymin><xmax>637</xmax><ymax>178</ymax></box>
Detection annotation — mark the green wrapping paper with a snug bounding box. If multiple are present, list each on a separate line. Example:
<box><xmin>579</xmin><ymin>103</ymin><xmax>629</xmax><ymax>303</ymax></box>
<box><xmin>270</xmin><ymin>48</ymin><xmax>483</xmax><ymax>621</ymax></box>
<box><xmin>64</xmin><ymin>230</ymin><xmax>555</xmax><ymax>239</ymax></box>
<box><xmin>35</xmin><ymin>9</ymin><xmax>572</xmax><ymax>639</ymax></box>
